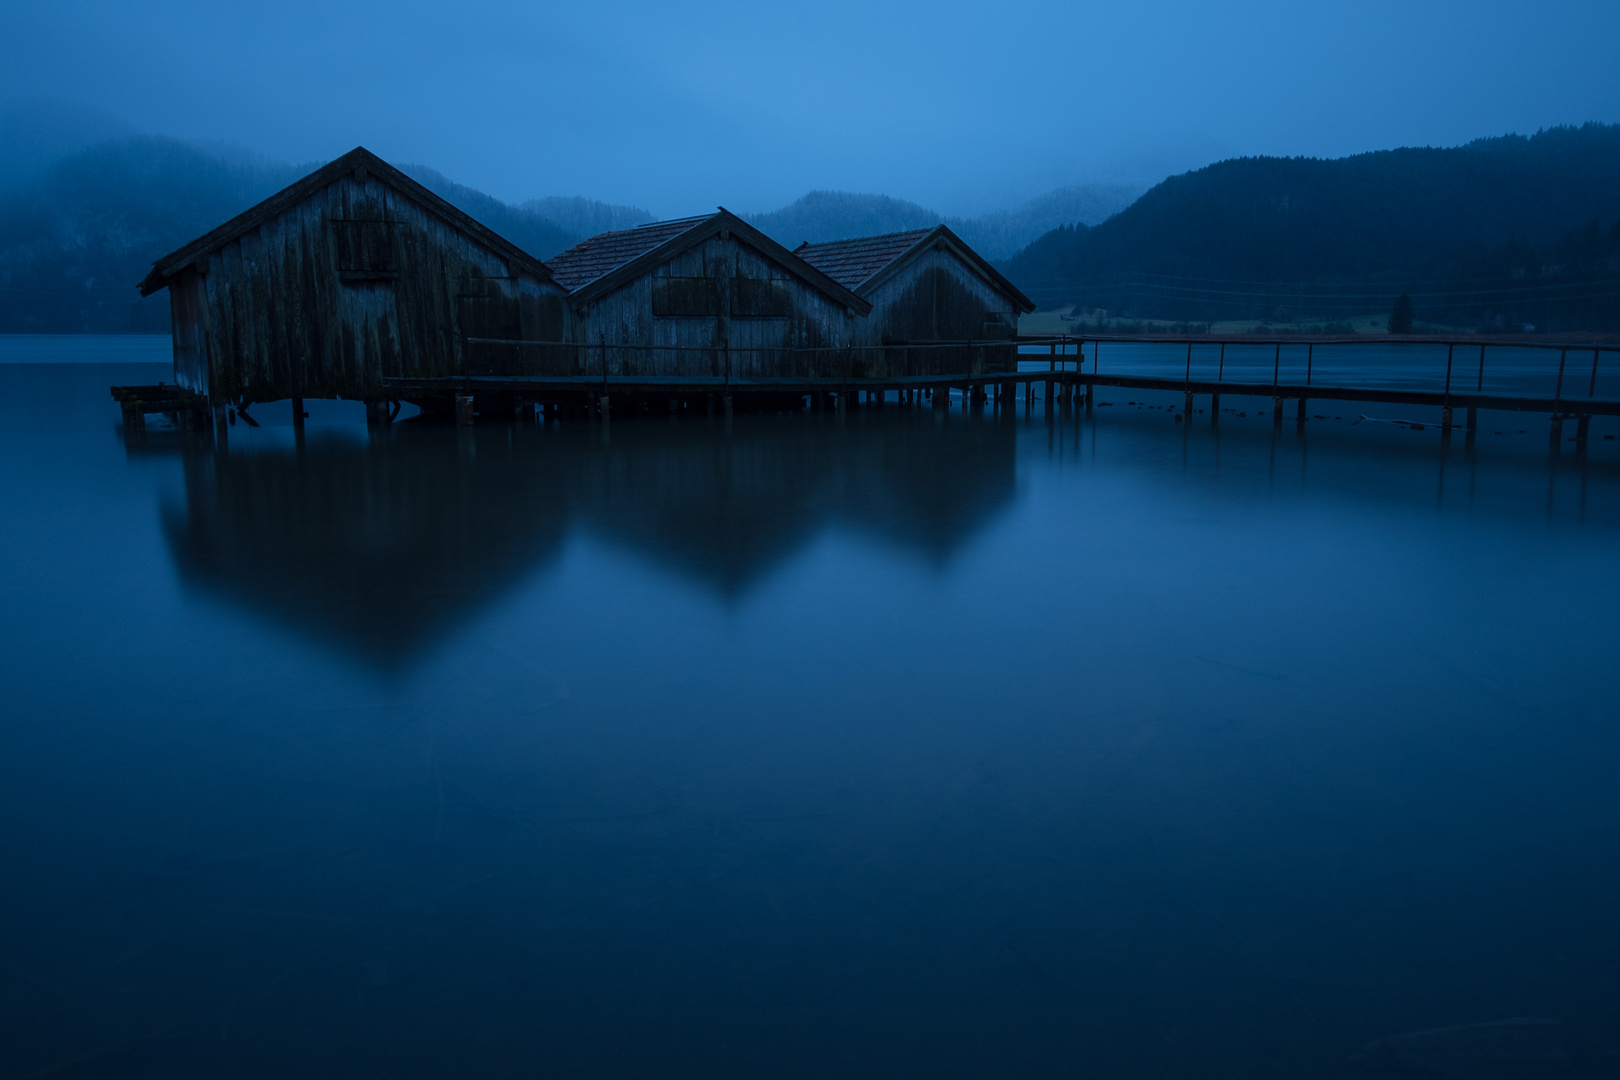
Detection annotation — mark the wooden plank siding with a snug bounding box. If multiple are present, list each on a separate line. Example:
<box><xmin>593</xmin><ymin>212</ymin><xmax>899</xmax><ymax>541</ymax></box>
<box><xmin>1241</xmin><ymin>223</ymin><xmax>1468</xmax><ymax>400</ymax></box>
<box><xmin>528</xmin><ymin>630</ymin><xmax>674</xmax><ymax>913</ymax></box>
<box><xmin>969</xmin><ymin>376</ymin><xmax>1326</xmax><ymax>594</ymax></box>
<box><xmin>143</xmin><ymin>148</ymin><xmax>571</xmax><ymax>406</ymax></box>
<box><xmin>856</xmin><ymin>247</ymin><xmax>1024</xmax><ymax>377</ymax></box>
<box><xmin>573</xmin><ymin>234</ymin><xmax>858</xmax><ymax>380</ymax></box>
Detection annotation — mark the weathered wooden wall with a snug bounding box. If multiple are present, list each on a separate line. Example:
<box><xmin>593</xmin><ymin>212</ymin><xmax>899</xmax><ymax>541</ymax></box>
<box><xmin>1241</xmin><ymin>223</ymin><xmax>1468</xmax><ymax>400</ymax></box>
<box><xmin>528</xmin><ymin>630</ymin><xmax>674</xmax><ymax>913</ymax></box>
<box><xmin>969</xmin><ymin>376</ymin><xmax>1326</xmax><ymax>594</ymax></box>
<box><xmin>574</xmin><ymin>236</ymin><xmax>856</xmax><ymax>379</ymax></box>
<box><xmin>855</xmin><ymin>247</ymin><xmax>1021</xmax><ymax>376</ymax></box>
<box><xmin>173</xmin><ymin>176</ymin><xmax>571</xmax><ymax>404</ymax></box>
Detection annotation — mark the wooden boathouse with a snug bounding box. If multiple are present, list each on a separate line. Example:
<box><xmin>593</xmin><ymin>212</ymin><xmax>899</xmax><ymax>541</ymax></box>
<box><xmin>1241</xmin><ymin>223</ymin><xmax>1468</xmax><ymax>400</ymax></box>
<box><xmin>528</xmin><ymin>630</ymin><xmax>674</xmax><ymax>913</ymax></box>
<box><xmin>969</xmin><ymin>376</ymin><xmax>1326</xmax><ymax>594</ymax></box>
<box><xmin>131</xmin><ymin>146</ymin><xmax>571</xmax><ymax>425</ymax></box>
<box><xmin>544</xmin><ymin>210</ymin><xmax>872</xmax><ymax>378</ymax></box>
<box><xmin>795</xmin><ymin>226</ymin><xmax>1035</xmax><ymax>376</ymax></box>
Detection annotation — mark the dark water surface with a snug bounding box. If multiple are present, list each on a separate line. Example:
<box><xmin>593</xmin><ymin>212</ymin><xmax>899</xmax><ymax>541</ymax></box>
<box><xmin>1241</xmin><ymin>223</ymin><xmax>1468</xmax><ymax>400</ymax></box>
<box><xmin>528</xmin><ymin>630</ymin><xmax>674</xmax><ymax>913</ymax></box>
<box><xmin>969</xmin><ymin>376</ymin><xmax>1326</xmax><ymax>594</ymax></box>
<box><xmin>2</xmin><ymin>355</ymin><xmax>1618</xmax><ymax>1078</ymax></box>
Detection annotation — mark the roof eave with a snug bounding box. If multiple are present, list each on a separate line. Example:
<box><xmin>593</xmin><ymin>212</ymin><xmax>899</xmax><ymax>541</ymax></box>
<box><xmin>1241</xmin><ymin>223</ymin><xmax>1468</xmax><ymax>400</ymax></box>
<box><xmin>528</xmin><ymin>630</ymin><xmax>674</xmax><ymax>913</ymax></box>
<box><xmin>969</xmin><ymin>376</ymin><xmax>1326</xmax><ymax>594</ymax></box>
<box><xmin>136</xmin><ymin>147</ymin><xmax>558</xmax><ymax>295</ymax></box>
<box><xmin>565</xmin><ymin>210</ymin><xmax>872</xmax><ymax>316</ymax></box>
<box><xmin>854</xmin><ymin>225</ymin><xmax>1036</xmax><ymax>313</ymax></box>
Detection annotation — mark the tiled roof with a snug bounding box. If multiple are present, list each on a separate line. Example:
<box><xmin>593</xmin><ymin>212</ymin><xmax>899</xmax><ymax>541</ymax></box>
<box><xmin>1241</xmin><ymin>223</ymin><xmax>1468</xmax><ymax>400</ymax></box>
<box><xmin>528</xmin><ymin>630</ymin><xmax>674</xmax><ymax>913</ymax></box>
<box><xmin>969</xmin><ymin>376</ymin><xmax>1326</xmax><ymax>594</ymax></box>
<box><xmin>794</xmin><ymin>229</ymin><xmax>934</xmax><ymax>291</ymax></box>
<box><xmin>544</xmin><ymin>215</ymin><xmax>711</xmax><ymax>291</ymax></box>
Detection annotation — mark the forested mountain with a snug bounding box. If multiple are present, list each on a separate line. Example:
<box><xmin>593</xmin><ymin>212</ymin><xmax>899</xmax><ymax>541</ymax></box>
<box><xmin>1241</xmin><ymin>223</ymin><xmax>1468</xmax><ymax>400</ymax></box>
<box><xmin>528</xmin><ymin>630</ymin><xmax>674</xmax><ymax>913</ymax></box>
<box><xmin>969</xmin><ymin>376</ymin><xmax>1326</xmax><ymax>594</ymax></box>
<box><xmin>1003</xmin><ymin>124</ymin><xmax>1620</xmax><ymax>331</ymax></box>
<box><xmin>0</xmin><ymin>110</ymin><xmax>650</xmax><ymax>332</ymax></box>
<box><xmin>0</xmin><ymin>137</ymin><xmax>306</xmax><ymax>332</ymax></box>
<box><xmin>520</xmin><ymin>196</ymin><xmax>653</xmax><ymax>237</ymax></box>
<box><xmin>396</xmin><ymin>165</ymin><xmax>588</xmax><ymax>266</ymax></box>
<box><xmin>0</xmin><ymin>99</ymin><xmax>135</xmax><ymax>192</ymax></box>
<box><xmin>745</xmin><ymin>184</ymin><xmax>1141</xmax><ymax>260</ymax></box>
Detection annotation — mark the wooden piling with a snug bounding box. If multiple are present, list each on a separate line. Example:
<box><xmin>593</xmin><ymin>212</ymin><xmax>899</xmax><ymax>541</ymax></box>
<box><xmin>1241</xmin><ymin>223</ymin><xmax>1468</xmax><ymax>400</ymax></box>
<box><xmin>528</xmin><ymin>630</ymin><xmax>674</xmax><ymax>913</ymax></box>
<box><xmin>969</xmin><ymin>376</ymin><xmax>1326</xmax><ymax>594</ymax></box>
<box><xmin>1272</xmin><ymin>397</ymin><xmax>1284</xmax><ymax>427</ymax></box>
<box><xmin>291</xmin><ymin>396</ymin><xmax>305</xmax><ymax>430</ymax></box>
<box><xmin>455</xmin><ymin>394</ymin><xmax>474</xmax><ymax>426</ymax></box>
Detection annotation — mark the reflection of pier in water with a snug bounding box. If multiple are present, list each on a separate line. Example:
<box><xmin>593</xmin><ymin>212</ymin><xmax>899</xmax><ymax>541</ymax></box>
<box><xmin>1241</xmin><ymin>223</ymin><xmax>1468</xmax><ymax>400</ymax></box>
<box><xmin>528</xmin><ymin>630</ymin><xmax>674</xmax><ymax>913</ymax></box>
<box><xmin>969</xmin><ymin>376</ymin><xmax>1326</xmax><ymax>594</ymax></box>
<box><xmin>162</xmin><ymin>415</ymin><xmax>1017</xmax><ymax>667</ymax></box>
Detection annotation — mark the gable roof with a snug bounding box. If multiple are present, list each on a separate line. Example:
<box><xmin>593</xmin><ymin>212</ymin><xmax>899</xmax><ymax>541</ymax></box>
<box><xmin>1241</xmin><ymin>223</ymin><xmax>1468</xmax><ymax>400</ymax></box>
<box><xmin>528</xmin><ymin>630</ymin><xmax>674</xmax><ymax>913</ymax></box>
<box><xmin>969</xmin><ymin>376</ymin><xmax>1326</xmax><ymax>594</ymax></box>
<box><xmin>138</xmin><ymin>147</ymin><xmax>558</xmax><ymax>296</ymax></box>
<box><xmin>796</xmin><ymin>225</ymin><xmax>1036</xmax><ymax>313</ymax></box>
<box><xmin>545</xmin><ymin>209</ymin><xmax>872</xmax><ymax>315</ymax></box>
<box><xmin>544</xmin><ymin>216</ymin><xmax>710</xmax><ymax>291</ymax></box>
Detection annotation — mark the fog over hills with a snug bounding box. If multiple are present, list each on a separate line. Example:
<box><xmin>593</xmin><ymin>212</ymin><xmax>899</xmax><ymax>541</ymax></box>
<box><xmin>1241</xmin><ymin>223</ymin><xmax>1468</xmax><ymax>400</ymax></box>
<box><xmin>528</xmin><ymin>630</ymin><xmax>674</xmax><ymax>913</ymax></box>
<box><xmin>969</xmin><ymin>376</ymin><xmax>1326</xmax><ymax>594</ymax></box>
<box><xmin>0</xmin><ymin>100</ymin><xmax>1141</xmax><ymax>332</ymax></box>
<box><xmin>743</xmin><ymin>185</ymin><xmax>1142</xmax><ymax>260</ymax></box>
<box><xmin>1004</xmin><ymin>124</ymin><xmax>1620</xmax><ymax>332</ymax></box>
<box><xmin>7</xmin><ymin>98</ymin><xmax>1615</xmax><ymax>336</ymax></box>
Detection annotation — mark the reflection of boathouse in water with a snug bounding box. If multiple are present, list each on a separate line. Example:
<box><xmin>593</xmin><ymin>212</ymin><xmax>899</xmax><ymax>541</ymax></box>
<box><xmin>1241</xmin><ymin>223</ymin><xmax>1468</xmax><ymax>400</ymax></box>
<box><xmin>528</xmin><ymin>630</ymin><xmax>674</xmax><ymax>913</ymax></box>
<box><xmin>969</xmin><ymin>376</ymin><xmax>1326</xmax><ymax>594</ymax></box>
<box><xmin>162</xmin><ymin>418</ymin><xmax>1017</xmax><ymax>667</ymax></box>
<box><xmin>125</xmin><ymin>148</ymin><xmax>1033</xmax><ymax>422</ymax></box>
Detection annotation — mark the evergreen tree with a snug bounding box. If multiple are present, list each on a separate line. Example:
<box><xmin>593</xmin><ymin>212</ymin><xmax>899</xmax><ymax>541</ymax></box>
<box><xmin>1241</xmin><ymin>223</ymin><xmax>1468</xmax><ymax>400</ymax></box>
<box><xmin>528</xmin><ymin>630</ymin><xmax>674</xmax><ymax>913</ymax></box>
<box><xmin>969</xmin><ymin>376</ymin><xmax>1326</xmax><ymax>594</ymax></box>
<box><xmin>1388</xmin><ymin>293</ymin><xmax>1415</xmax><ymax>334</ymax></box>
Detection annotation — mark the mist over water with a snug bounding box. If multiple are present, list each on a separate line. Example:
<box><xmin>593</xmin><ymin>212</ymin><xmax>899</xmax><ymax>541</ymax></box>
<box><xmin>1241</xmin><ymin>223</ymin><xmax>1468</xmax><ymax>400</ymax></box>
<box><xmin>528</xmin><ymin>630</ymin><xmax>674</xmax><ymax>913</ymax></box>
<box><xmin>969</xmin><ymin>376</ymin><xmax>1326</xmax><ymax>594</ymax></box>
<box><xmin>1</xmin><ymin>354</ymin><xmax>1618</xmax><ymax>1077</ymax></box>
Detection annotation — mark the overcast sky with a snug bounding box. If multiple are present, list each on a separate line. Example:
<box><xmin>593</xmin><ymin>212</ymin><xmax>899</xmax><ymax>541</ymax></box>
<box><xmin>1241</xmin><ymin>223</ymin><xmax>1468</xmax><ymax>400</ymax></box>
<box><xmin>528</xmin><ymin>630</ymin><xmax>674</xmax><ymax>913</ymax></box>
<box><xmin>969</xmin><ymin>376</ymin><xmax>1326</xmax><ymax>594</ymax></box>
<box><xmin>3</xmin><ymin>0</ymin><xmax>1617</xmax><ymax>216</ymax></box>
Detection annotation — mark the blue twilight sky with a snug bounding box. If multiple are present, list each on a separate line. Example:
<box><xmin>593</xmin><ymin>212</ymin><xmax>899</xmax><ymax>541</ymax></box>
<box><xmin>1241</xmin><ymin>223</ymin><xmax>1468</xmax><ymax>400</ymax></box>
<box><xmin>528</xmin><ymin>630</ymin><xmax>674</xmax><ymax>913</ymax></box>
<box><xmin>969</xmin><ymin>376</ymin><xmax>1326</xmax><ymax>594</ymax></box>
<box><xmin>2</xmin><ymin>0</ymin><xmax>1617</xmax><ymax>217</ymax></box>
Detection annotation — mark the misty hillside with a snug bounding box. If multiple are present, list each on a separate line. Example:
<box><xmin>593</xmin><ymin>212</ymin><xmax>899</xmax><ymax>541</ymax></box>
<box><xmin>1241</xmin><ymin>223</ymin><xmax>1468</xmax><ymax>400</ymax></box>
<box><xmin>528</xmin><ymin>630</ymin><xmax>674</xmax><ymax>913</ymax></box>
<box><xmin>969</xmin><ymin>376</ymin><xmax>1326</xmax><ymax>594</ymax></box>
<box><xmin>521</xmin><ymin>196</ymin><xmax>653</xmax><ymax>237</ymax></box>
<box><xmin>0</xmin><ymin>106</ymin><xmax>653</xmax><ymax>332</ymax></box>
<box><xmin>0</xmin><ymin>99</ymin><xmax>136</xmax><ymax>193</ymax></box>
<box><xmin>0</xmin><ymin>137</ymin><xmax>306</xmax><ymax>332</ymax></box>
<box><xmin>396</xmin><ymin>165</ymin><xmax>586</xmax><ymax>266</ymax></box>
<box><xmin>745</xmin><ymin>184</ymin><xmax>1141</xmax><ymax>260</ymax></box>
<box><xmin>1005</xmin><ymin>124</ymin><xmax>1620</xmax><ymax>331</ymax></box>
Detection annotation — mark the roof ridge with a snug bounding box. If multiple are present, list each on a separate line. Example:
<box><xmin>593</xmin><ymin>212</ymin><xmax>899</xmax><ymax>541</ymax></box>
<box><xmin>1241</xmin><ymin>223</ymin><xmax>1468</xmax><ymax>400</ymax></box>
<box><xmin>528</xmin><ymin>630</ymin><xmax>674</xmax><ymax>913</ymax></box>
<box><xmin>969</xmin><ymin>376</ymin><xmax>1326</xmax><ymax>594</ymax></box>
<box><xmin>139</xmin><ymin>147</ymin><xmax>556</xmax><ymax>295</ymax></box>
<box><xmin>798</xmin><ymin>226</ymin><xmax>938</xmax><ymax>250</ymax></box>
<box><xmin>634</xmin><ymin>214</ymin><xmax>711</xmax><ymax>229</ymax></box>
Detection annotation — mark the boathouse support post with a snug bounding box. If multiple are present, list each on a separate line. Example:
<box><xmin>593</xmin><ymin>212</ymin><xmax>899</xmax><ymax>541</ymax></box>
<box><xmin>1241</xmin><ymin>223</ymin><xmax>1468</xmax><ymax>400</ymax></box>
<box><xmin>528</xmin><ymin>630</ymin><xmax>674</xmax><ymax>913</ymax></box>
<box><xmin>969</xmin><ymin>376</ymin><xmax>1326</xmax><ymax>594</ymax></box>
<box><xmin>1272</xmin><ymin>397</ymin><xmax>1284</xmax><ymax>428</ymax></box>
<box><xmin>291</xmin><ymin>396</ymin><xmax>305</xmax><ymax>430</ymax></box>
<box><xmin>1184</xmin><ymin>390</ymin><xmax>1194</xmax><ymax>419</ymax></box>
<box><xmin>1297</xmin><ymin>397</ymin><xmax>1309</xmax><ymax>428</ymax></box>
<box><xmin>214</xmin><ymin>405</ymin><xmax>229</xmax><ymax>442</ymax></box>
<box><xmin>1441</xmin><ymin>406</ymin><xmax>1453</xmax><ymax>446</ymax></box>
<box><xmin>1465</xmin><ymin>406</ymin><xmax>1478</xmax><ymax>450</ymax></box>
<box><xmin>454</xmin><ymin>394</ymin><xmax>474</xmax><ymax>426</ymax></box>
<box><xmin>1576</xmin><ymin>414</ymin><xmax>1591</xmax><ymax>451</ymax></box>
<box><xmin>122</xmin><ymin>402</ymin><xmax>145</xmax><ymax>434</ymax></box>
<box><xmin>1210</xmin><ymin>393</ymin><xmax>1220</xmax><ymax>425</ymax></box>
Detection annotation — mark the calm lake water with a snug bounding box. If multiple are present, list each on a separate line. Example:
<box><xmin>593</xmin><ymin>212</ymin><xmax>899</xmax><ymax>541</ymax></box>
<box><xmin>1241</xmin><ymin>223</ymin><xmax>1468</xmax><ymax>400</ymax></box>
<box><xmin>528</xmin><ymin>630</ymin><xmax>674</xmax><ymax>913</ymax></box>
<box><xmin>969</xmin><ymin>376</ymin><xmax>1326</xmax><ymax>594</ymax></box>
<box><xmin>1</xmin><ymin>341</ymin><xmax>1618</xmax><ymax>1078</ymax></box>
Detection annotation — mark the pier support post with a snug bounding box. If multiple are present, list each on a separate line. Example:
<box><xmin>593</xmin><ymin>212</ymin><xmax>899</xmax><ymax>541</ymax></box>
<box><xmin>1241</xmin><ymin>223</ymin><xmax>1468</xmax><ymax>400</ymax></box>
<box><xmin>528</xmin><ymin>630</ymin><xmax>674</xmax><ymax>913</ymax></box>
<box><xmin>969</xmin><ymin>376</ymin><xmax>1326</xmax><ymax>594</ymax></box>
<box><xmin>122</xmin><ymin>403</ymin><xmax>146</xmax><ymax>435</ymax></box>
<box><xmin>1549</xmin><ymin>415</ymin><xmax>1563</xmax><ymax>453</ymax></box>
<box><xmin>600</xmin><ymin>394</ymin><xmax>612</xmax><ymax>422</ymax></box>
<box><xmin>214</xmin><ymin>405</ymin><xmax>229</xmax><ymax>442</ymax></box>
<box><xmin>1297</xmin><ymin>397</ymin><xmax>1309</xmax><ymax>428</ymax></box>
<box><xmin>1273</xmin><ymin>398</ymin><xmax>1284</xmax><ymax>428</ymax></box>
<box><xmin>1576</xmin><ymin>414</ymin><xmax>1591</xmax><ymax>452</ymax></box>
<box><xmin>1441</xmin><ymin>406</ymin><xmax>1453</xmax><ymax>446</ymax></box>
<box><xmin>1184</xmin><ymin>390</ymin><xmax>1194</xmax><ymax>419</ymax></box>
<box><xmin>365</xmin><ymin>399</ymin><xmax>389</xmax><ymax>426</ymax></box>
<box><xmin>722</xmin><ymin>394</ymin><xmax>733</xmax><ymax>419</ymax></box>
<box><xmin>454</xmin><ymin>394</ymin><xmax>474</xmax><ymax>426</ymax></box>
<box><xmin>1210</xmin><ymin>392</ymin><xmax>1220</xmax><ymax>426</ymax></box>
<box><xmin>291</xmin><ymin>396</ymin><xmax>305</xmax><ymax>430</ymax></box>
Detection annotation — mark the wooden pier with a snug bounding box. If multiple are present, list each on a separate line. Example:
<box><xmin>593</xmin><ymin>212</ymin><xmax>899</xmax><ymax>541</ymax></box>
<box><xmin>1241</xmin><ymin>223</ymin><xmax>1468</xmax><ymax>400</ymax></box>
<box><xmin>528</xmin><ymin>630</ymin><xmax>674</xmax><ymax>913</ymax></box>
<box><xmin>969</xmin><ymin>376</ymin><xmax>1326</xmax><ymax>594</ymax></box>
<box><xmin>114</xmin><ymin>334</ymin><xmax>1620</xmax><ymax>454</ymax></box>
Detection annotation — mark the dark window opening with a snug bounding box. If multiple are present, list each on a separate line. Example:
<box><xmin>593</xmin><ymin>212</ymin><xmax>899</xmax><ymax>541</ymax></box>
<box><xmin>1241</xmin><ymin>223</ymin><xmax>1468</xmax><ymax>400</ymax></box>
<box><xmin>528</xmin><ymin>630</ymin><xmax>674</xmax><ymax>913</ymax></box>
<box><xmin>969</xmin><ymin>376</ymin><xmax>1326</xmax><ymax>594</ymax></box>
<box><xmin>652</xmin><ymin>277</ymin><xmax>719</xmax><ymax>317</ymax></box>
<box><xmin>333</xmin><ymin>219</ymin><xmax>398</xmax><ymax>277</ymax></box>
<box><xmin>731</xmin><ymin>276</ymin><xmax>790</xmax><ymax>318</ymax></box>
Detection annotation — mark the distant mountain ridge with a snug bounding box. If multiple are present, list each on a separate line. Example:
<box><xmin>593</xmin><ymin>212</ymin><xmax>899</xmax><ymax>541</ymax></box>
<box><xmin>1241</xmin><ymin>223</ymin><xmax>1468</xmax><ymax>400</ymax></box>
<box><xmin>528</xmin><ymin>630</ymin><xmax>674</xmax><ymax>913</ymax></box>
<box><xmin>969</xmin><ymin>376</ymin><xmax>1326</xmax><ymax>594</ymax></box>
<box><xmin>743</xmin><ymin>184</ymin><xmax>1141</xmax><ymax>261</ymax></box>
<box><xmin>1003</xmin><ymin>124</ymin><xmax>1620</xmax><ymax>331</ymax></box>
<box><xmin>0</xmin><ymin>104</ymin><xmax>654</xmax><ymax>332</ymax></box>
